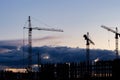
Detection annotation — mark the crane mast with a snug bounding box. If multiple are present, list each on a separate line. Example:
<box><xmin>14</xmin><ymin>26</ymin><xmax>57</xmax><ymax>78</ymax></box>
<box><xmin>83</xmin><ymin>32</ymin><xmax>95</xmax><ymax>65</ymax></box>
<box><xmin>24</xmin><ymin>16</ymin><xmax>63</xmax><ymax>72</ymax></box>
<box><xmin>83</xmin><ymin>32</ymin><xmax>95</xmax><ymax>76</ymax></box>
<box><xmin>101</xmin><ymin>25</ymin><xmax>120</xmax><ymax>59</ymax></box>
<box><xmin>28</xmin><ymin>16</ymin><xmax>32</xmax><ymax>72</ymax></box>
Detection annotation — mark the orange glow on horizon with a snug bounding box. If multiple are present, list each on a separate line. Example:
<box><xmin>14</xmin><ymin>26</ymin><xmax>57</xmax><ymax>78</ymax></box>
<box><xmin>5</xmin><ymin>68</ymin><xmax>26</xmax><ymax>73</ymax></box>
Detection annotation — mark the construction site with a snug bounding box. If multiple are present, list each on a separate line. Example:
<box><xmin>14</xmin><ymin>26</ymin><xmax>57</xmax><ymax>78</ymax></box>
<box><xmin>0</xmin><ymin>59</ymin><xmax>120</xmax><ymax>80</ymax></box>
<box><xmin>0</xmin><ymin>16</ymin><xmax>120</xmax><ymax>80</ymax></box>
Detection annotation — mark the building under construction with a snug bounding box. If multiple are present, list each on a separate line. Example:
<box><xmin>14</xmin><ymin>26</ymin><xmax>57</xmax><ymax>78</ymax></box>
<box><xmin>0</xmin><ymin>59</ymin><xmax>120</xmax><ymax>80</ymax></box>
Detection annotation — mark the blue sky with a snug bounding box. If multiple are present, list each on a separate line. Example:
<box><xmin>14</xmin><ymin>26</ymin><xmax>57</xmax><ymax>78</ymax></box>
<box><xmin>1</xmin><ymin>0</ymin><xmax>120</xmax><ymax>50</ymax></box>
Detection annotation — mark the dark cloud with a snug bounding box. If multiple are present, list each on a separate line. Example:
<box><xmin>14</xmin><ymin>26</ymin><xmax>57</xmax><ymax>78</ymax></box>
<box><xmin>0</xmin><ymin>39</ymin><xmax>117</xmax><ymax>68</ymax></box>
<box><xmin>0</xmin><ymin>45</ymin><xmax>116</xmax><ymax>68</ymax></box>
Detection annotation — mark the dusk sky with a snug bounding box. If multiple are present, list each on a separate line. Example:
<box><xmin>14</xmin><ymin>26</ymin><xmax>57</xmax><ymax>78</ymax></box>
<box><xmin>1</xmin><ymin>0</ymin><xmax>120</xmax><ymax>50</ymax></box>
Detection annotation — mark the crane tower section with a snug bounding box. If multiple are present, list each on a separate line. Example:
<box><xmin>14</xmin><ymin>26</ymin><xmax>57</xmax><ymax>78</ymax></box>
<box><xmin>83</xmin><ymin>32</ymin><xmax>95</xmax><ymax>76</ymax></box>
<box><xmin>24</xmin><ymin>16</ymin><xmax>63</xmax><ymax>72</ymax></box>
<box><xmin>83</xmin><ymin>32</ymin><xmax>95</xmax><ymax>65</ymax></box>
<box><xmin>101</xmin><ymin>25</ymin><xmax>120</xmax><ymax>59</ymax></box>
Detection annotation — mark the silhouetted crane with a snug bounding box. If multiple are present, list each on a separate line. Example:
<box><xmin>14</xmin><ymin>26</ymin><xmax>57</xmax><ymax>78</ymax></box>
<box><xmin>83</xmin><ymin>32</ymin><xmax>95</xmax><ymax>76</ymax></box>
<box><xmin>24</xmin><ymin>16</ymin><xmax>63</xmax><ymax>72</ymax></box>
<box><xmin>83</xmin><ymin>32</ymin><xmax>95</xmax><ymax>65</ymax></box>
<box><xmin>101</xmin><ymin>25</ymin><xmax>120</xmax><ymax>59</ymax></box>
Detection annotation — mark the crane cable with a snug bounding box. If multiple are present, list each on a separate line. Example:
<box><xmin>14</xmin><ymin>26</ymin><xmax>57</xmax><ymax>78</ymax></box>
<box><xmin>22</xmin><ymin>20</ymin><xmax>28</xmax><ymax>68</ymax></box>
<box><xmin>31</xmin><ymin>16</ymin><xmax>54</xmax><ymax>28</ymax></box>
<box><xmin>108</xmin><ymin>31</ymin><xmax>110</xmax><ymax>49</ymax></box>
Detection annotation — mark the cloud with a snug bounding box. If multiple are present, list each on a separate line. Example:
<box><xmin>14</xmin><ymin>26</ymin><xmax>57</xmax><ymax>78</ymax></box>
<box><xmin>0</xmin><ymin>38</ymin><xmax>117</xmax><ymax>68</ymax></box>
<box><xmin>33</xmin><ymin>36</ymin><xmax>62</xmax><ymax>41</ymax></box>
<box><xmin>0</xmin><ymin>40</ymin><xmax>22</xmax><ymax>47</ymax></box>
<box><xmin>32</xmin><ymin>36</ymin><xmax>63</xmax><ymax>46</ymax></box>
<box><xmin>0</xmin><ymin>45</ymin><xmax>116</xmax><ymax>68</ymax></box>
<box><xmin>0</xmin><ymin>35</ymin><xmax>63</xmax><ymax>50</ymax></box>
<box><xmin>0</xmin><ymin>48</ymin><xmax>11</xmax><ymax>53</ymax></box>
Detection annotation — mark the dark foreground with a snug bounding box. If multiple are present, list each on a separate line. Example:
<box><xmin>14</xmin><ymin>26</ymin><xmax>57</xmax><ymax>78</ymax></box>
<box><xmin>0</xmin><ymin>59</ymin><xmax>120</xmax><ymax>80</ymax></box>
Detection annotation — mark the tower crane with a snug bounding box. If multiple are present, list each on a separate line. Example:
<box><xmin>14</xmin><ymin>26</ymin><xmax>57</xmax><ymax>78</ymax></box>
<box><xmin>83</xmin><ymin>32</ymin><xmax>95</xmax><ymax>75</ymax></box>
<box><xmin>101</xmin><ymin>25</ymin><xmax>120</xmax><ymax>59</ymax></box>
<box><xmin>24</xmin><ymin>16</ymin><xmax>63</xmax><ymax>72</ymax></box>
